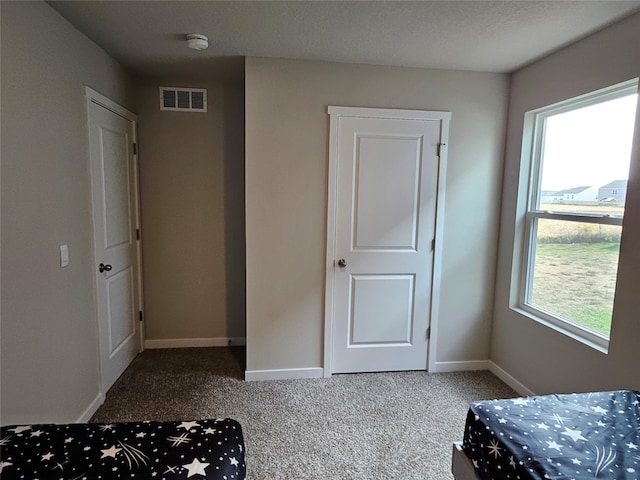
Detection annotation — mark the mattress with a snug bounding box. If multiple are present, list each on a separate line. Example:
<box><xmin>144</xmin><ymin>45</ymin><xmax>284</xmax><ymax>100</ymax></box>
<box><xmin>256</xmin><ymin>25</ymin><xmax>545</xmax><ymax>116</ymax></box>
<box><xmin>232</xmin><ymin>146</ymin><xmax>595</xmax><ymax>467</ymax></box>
<box><xmin>0</xmin><ymin>418</ymin><xmax>246</xmax><ymax>479</ymax></box>
<box><xmin>462</xmin><ymin>390</ymin><xmax>640</xmax><ymax>480</ymax></box>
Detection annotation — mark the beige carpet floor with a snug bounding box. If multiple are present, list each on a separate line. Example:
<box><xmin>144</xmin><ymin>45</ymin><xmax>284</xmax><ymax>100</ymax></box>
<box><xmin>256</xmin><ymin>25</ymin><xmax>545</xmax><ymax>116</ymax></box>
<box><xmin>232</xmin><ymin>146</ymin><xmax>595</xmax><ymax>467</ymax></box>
<box><xmin>91</xmin><ymin>347</ymin><xmax>517</xmax><ymax>479</ymax></box>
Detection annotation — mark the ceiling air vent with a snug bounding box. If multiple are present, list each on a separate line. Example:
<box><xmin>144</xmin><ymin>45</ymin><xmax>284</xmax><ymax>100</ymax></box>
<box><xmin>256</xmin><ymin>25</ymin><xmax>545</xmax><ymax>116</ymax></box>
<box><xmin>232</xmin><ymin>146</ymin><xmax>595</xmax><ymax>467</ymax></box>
<box><xmin>160</xmin><ymin>87</ymin><xmax>207</xmax><ymax>112</ymax></box>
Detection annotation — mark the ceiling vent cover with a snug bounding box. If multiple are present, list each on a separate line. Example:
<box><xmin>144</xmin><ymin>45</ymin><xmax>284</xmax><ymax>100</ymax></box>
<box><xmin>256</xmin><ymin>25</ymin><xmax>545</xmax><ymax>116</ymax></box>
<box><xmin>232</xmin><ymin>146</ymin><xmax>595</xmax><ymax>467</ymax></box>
<box><xmin>160</xmin><ymin>87</ymin><xmax>207</xmax><ymax>112</ymax></box>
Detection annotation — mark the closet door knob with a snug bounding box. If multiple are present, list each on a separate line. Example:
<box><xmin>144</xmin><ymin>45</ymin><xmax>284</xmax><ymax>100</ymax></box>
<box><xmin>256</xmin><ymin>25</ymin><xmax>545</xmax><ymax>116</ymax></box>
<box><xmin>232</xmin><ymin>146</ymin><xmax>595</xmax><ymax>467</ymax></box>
<box><xmin>99</xmin><ymin>263</ymin><xmax>112</xmax><ymax>273</ymax></box>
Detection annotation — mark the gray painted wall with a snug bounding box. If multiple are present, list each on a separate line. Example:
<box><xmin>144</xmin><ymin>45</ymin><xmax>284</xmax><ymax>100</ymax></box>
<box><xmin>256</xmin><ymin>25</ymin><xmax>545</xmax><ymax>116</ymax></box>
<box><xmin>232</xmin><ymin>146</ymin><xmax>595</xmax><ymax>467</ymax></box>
<box><xmin>136</xmin><ymin>79</ymin><xmax>245</xmax><ymax>342</ymax></box>
<box><xmin>1</xmin><ymin>1</ymin><xmax>135</xmax><ymax>423</ymax></box>
<box><xmin>5</xmin><ymin>0</ymin><xmax>635</xmax><ymax>427</ymax></box>
<box><xmin>244</xmin><ymin>58</ymin><xmax>508</xmax><ymax>373</ymax></box>
<box><xmin>492</xmin><ymin>12</ymin><xmax>640</xmax><ymax>394</ymax></box>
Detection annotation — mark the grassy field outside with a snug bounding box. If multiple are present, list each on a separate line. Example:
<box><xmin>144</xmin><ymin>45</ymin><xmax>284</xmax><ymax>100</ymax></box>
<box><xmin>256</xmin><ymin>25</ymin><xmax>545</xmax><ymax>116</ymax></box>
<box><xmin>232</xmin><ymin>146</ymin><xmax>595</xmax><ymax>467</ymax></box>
<box><xmin>531</xmin><ymin>243</ymin><xmax>619</xmax><ymax>336</ymax></box>
<box><xmin>530</xmin><ymin>206</ymin><xmax>622</xmax><ymax>337</ymax></box>
<box><xmin>539</xmin><ymin>203</ymin><xmax>625</xmax><ymax>216</ymax></box>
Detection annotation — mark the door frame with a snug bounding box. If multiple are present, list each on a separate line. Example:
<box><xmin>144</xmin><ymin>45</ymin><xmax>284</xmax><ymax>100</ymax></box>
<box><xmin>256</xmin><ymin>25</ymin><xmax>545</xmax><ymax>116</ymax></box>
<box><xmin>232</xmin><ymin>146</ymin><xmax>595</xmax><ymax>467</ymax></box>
<box><xmin>85</xmin><ymin>86</ymin><xmax>145</xmax><ymax>393</ymax></box>
<box><xmin>323</xmin><ymin>106</ymin><xmax>450</xmax><ymax>377</ymax></box>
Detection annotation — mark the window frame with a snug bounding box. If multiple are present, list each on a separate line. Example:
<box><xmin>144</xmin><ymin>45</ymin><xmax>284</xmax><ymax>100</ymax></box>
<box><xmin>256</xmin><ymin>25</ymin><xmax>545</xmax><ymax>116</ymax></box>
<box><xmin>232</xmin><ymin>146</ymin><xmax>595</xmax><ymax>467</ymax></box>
<box><xmin>516</xmin><ymin>79</ymin><xmax>638</xmax><ymax>351</ymax></box>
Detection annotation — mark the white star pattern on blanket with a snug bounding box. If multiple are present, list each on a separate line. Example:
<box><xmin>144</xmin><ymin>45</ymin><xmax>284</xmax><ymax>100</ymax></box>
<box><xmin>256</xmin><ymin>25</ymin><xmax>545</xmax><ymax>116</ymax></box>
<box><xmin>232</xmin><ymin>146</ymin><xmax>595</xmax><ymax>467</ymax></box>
<box><xmin>0</xmin><ymin>419</ymin><xmax>245</xmax><ymax>480</ymax></box>
<box><xmin>462</xmin><ymin>390</ymin><xmax>640</xmax><ymax>480</ymax></box>
<box><xmin>101</xmin><ymin>445</ymin><xmax>122</xmax><ymax>459</ymax></box>
<box><xmin>177</xmin><ymin>421</ymin><xmax>201</xmax><ymax>431</ymax></box>
<box><xmin>183</xmin><ymin>458</ymin><xmax>210</xmax><ymax>477</ymax></box>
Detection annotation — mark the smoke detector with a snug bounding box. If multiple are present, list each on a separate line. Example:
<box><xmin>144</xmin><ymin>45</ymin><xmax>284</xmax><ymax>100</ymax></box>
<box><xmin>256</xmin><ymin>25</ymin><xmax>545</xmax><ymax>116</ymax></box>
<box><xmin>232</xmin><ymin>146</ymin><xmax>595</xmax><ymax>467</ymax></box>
<box><xmin>186</xmin><ymin>34</ymin><xmax>208</xmax><ymax>51</ymax></box>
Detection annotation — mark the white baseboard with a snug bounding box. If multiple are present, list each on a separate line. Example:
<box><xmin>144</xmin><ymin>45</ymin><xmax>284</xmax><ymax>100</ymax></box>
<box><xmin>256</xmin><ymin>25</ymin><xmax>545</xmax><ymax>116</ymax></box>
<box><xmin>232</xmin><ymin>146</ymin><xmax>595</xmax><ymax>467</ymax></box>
<box><xmin>429</xmin><ymin>360</ymin><xmax>535</xmax><ymax>397</ymax></box>
<box><xmin>245</xmin><ymin>367</ymin><xmax>324</xmax><ymax>381</ymax></box>
<box><xmin>429</xmin><ymin>359</ymin><xmax>491</xmax><ymax>373</ymax></box>
<box><xmin>76</xmin><ymin>392</ymin><xmax>105</xmax><ymax>423</ymax></box>
<box><xmin>488</xmin><ymin>361</ymin><xmax>535</xmax><ymax>397</ymax></box>
<box><xmin>144</xmin><ymin>337</ymin><xmax>246</xmax><ymax>349</ymax></box>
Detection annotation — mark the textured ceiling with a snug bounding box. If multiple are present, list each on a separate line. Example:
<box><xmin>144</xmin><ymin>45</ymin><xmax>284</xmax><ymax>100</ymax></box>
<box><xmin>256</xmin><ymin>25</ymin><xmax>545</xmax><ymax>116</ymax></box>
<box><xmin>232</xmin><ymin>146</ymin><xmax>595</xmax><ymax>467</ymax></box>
<box><xmin>48</xmin><ymin>1</ymin><xmax>640</xmax><ymax>81</ymax></box>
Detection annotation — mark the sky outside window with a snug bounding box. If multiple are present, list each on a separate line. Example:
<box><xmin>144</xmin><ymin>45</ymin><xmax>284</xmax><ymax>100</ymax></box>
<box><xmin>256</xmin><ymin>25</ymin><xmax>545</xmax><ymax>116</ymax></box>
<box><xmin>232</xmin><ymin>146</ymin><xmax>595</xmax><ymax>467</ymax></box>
<box><xmin>539</xmin><ymin>93</ymin><xmax>637</xmax><ymax>193</ymax></box>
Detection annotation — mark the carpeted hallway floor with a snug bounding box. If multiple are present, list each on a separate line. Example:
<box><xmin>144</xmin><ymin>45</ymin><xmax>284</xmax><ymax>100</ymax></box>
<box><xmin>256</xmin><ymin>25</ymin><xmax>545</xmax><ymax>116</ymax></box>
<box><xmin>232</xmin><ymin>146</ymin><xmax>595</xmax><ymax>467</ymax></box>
<box><xmin>91</xmin><ymin>347</ymin><xmax>517</xmax><ymax>479</ymax></box>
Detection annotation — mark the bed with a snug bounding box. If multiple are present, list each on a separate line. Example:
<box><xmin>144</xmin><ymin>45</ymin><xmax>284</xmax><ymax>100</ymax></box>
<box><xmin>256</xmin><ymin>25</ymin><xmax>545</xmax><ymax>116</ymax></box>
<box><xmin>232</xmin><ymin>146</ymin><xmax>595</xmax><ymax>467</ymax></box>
<box><xmin>0</xmin><ymin>418</ymin><xmax>246</xmax><ymax>479</ymax></box>
<box><xmin>452</xmin><ymin>390</ymin><xmax>640</xmax><ymax>480</ymax></box>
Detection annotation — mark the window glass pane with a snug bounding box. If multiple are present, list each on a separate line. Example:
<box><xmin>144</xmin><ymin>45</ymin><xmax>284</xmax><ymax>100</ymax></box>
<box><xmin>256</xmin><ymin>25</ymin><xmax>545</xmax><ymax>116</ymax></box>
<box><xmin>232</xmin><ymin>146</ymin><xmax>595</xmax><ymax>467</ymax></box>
<box><xmin>537</xmin><ymin>94</ymin><xmax>637</xmax><ymax>216</ymax></box>
<box><xmin>529</xmin><ymin>218</ymin><xmax>622</xmax><ymax>337</ymax></box>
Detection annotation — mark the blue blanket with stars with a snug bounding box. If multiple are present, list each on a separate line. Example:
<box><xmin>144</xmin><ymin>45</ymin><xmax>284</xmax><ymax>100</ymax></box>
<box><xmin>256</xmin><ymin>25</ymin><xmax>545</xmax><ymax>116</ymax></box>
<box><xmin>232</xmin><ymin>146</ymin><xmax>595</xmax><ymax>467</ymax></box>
<box><xmin>0</xmin><ymin>418</ymin><xmax>246</xmax><ymax>479</ymax></box>
<box><xmin>462</xmin><ymin>390</ymin><xmax>640</xmax><ymax>480</ymax></box>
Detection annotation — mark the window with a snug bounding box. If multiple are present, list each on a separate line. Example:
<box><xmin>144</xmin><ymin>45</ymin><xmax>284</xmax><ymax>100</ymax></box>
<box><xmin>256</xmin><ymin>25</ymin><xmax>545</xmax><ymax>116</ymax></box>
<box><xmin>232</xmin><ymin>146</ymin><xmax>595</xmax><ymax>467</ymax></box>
<box><xmin>517</xmin><ymin>79</ymin><xmax>638</xmax><ymax>350</ymax></box>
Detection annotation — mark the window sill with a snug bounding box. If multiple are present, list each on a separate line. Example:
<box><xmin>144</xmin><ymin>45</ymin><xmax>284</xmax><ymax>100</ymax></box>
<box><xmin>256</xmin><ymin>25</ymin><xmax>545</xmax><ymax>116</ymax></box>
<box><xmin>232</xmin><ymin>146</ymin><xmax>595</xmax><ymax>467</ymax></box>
<box><xmin>510</xmin><ymin>306</ymin><xmax>610</xmax><ymax>355</ymax></box>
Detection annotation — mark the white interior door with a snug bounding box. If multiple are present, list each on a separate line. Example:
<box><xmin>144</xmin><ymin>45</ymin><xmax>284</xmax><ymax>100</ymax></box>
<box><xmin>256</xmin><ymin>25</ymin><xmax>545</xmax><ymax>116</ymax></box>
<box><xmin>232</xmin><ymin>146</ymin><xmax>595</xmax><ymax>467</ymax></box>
<box><xmin>326</xmin><ymin>107</ymin><xmax>449</xmax><ymax>374</ymax></box>
<box><xmin>87</xmin><ymin>90</ymin><xmax>142</xmax><ymax>392</ymax></box>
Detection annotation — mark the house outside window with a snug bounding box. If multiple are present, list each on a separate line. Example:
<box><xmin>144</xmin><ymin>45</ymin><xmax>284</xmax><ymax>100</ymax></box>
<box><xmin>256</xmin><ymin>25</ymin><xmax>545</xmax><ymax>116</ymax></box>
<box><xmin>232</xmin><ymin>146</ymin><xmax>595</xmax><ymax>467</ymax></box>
<box><xmin>515</xmin><ymin>79</ymin><xmax>638</xmax><ymax>351</ymax></box>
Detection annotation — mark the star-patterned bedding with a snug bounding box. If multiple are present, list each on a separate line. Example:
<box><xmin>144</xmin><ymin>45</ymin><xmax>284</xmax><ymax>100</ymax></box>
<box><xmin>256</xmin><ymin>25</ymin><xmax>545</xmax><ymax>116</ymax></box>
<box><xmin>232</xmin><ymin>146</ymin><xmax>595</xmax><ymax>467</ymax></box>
<box><xmin>462</xmin><ymin>390</ymin><xmax>640</xmax><ymax>480</ymax></box>
<box><xmin>0</xmin><ymin>418</ymin><xmax>246</xmax><ymax>479</ymax></box>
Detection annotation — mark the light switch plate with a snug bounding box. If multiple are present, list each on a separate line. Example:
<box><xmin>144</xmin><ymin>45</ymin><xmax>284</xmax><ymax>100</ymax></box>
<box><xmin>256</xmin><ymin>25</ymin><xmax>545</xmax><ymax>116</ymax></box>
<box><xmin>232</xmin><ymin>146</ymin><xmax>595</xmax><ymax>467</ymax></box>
<box><xmin>60</xmin><ymin>244</ymin><xmax>69</xmax><ymax>268</ymax></box>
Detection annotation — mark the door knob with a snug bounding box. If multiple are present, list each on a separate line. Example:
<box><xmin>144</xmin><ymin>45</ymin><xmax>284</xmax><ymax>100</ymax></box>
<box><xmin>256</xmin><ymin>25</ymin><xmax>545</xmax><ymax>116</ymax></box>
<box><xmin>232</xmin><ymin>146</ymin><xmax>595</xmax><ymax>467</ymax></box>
<box><xmin>99</xmin><ymin>263</ymin><xmax>112</xmax><ymax>273</ymax></box>
<box><xmin>337</xmin><ymin>258</ymin><xmax>347</xmax><ymax>268</ymax></box>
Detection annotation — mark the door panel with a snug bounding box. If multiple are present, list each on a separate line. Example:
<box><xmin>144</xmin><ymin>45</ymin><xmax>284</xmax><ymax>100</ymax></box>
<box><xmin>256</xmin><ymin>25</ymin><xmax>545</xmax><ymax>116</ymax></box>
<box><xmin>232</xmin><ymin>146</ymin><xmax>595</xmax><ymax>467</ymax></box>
<box><xmin>354</xmin><ymin>135</ymin><xmax>421</xmax><ymax>250</ymax></box>
<box><xmin>330</xmin><ymin>111</ymin><xmax>446</xmax><ymax>374</ymax></box>
<box><xmin>101</xmin><ymin>127</ymin><xmax>132</xmax><ymax>248</ymax></box>
<box><xmin>88</xmin><ymin>97</ymin><xmax>141</xmax><ymax>392</ymax></box>
<box><xmin>106</xmin><ymin>267</ymin><xmax>135</xmax><ymax>355</ymax></box>
<box><xmin>350</xmin><ymin>275</ymin><xmax>414</xmax><ymax>345</ymax></box>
